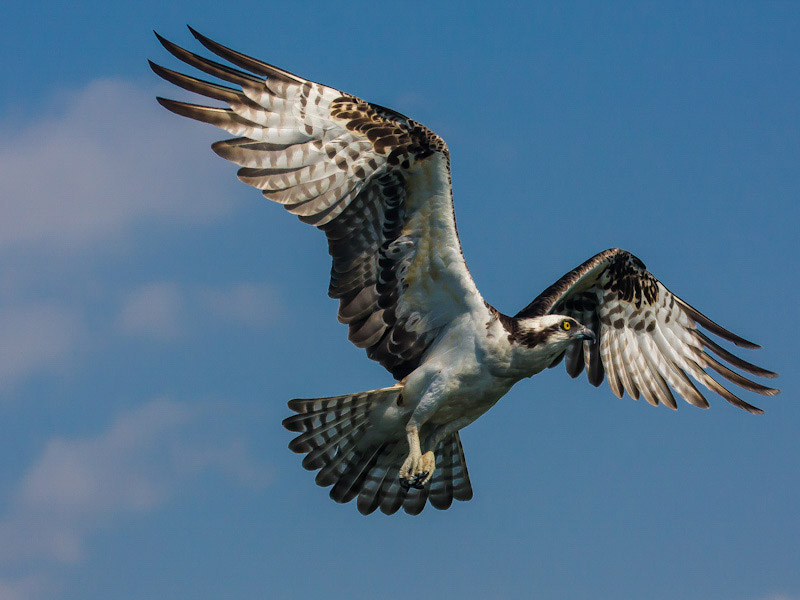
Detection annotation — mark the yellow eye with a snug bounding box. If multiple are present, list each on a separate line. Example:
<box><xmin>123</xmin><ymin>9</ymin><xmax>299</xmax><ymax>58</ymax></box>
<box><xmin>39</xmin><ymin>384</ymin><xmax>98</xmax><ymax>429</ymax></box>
<box><xmin>562</xmin><ymin>321</ymin><xmax>571</xmax><ymax>331</ymax></box>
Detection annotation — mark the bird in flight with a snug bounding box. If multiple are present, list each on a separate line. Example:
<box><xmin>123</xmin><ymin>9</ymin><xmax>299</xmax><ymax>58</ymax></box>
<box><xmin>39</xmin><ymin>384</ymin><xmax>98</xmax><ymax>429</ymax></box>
<box><xmin>151</xmin><ymin>28</ymin><xmax>779</xmax><ymax>516</ymax></box>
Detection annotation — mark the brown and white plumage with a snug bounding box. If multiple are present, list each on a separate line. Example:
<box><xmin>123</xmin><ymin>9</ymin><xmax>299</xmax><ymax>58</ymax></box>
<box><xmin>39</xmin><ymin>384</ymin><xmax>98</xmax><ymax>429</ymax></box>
<box><xmin>521</xmin><ymin>249</ymin><xmax>779</xmax><ymax>414</ymax></box>
<box><xmin>151</xmin><ymin>28</ymin><xmax>481</xmax><ymax>381</ymax></box>
<box><xmin>282</xmin><ymin>387</ymin><xmax>473</xmax><ymax>515</ymax></box>
<box><xmin>152</xmin><ymin>29</ymin><xmax>778</xmax><ymax>516</ymax></box>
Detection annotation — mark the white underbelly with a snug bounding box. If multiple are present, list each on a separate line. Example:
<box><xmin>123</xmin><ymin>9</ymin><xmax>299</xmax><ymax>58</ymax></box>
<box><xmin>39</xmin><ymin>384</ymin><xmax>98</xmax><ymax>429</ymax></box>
<box><xmin>401</xmin><ymin>315</ymin><xmax>514</xmax><ymax>425</ymax></box>
<box><xmin>429</xmin><ymin>370</ymin><xmax>514</xmax><ymax>425</ymax></box>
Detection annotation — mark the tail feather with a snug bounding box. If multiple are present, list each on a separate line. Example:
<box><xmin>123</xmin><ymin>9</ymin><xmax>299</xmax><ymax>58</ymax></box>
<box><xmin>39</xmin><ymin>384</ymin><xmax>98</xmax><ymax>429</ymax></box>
<box><xmin>289</xmin><ymin>411</ymin><xmax>370</xmax><ymax>454</ymax></box>
<box><xmin>357</xmin><ymin>445</ymin><xmax>400</xmax><ymax>515</ymax></box>
<box><xmin>283</xmin><ymin>402</ymin><xmax>370</xmax><ymax>434</ymax></box>
<box><xmin>378</xmin><ymin>462</ymin><xmax>405</xmax><ymax>515</ymax></box>
<box><xmin>429</xmin><ymin>436</ymin><xmax>456</xmax><ymax>510</ymax></box>
<box><xmin>402</xmin><ymin>485</ymin><xmax>430</xmax><ymax>516</ymax></box>
<box><xmin>451</xmin><ymin>432</ymin><xmax>474</xmax><ymax>502</ymax></box>
<box><xmin>283</xmin><ymin>385</ymin><xmax>474</xmax><ymax>515</ymax></box>
<box><xmin>300</xmin><ymin>417</ymin><xmax>368</xmax><ymax>471</ymax></box>
<box><xmin>428</xmin><ymin>432</ymin><xmax>473</xmax><ymax>509</ymax></box>
<box><xmin>330</xmin><ymin>443</ymin><xmax>385</xmax><ymax>504</ymax></box>
<box><xmin>314</xmin><ymin>432</ymin><xmax>368</xmax><ymax>486</ymax></box>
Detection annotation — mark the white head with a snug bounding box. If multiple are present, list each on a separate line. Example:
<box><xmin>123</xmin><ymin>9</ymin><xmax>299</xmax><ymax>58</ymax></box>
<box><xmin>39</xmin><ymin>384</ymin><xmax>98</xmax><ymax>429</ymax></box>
<box><xmin>515</xmin><ymin>314</ymin><xmax>596</xmax><ymax>349</ymax></box>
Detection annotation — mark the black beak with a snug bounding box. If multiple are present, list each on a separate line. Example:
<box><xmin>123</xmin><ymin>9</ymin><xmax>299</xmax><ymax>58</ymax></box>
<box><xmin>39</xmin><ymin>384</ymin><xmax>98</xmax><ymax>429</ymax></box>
<box><xmin>576</xmin><ymin>327</ymin><xmax>596</xmax><ymax>343</ymax></box>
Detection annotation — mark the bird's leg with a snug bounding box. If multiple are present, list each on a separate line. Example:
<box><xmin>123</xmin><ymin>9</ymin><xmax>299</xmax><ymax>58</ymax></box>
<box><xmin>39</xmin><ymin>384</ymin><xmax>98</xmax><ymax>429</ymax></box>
<box><xmin>399</xmin><ymin>424</ymin><xmax>422</xmax><ymax>489</ymax></box>
<box><xmin>400</xmin><ymin>417</ymin><xmax>474</xmax><ymax>490</ymax></box>
<box><xmin>398</xmin><ymin>376</ymin><xmax>443</xmax><ymax>490</ymax></box>
<box><xmin>399</xmin><ymin>423</ymin><xmax>436</xmax><ymax>490</ymax></box>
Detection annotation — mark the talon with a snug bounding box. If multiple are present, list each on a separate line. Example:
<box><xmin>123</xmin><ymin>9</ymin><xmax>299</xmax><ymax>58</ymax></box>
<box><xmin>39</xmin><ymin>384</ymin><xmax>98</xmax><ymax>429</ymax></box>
<box><xmin>398</xmin><ymin>450</ymin><xmax>436</xmax><ymax>490</ymax></box>
<box><xmin>398</xmin><ymin>451</ymin><xmax>419</xmax><ymax>490</ymax></box>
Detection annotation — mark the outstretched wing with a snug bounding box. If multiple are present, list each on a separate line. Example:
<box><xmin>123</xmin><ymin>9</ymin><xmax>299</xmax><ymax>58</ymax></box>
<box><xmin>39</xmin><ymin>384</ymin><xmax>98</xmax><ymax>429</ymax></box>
<box><xmin>518</xmin><ymin>248</ymin><xmax>779</xmax><ymax>413</ymax></box>
<box><xmin>151</xmin><ymin>28</ymin><xmax>483</xmax><ymax>379</ymax></box>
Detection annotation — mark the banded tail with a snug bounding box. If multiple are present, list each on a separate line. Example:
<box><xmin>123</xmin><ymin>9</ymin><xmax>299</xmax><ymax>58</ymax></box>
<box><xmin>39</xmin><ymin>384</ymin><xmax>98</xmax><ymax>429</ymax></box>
<box><xmin>282</xmin><ymin>386</ymin><xmax>473</xmax><ymax>515</ymax></box>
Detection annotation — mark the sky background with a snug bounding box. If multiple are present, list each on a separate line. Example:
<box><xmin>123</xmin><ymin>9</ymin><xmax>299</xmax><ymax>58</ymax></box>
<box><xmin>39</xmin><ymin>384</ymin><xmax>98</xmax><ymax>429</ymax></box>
<box><xmin>0</xmin><ymin>2</ymin><xmax>798</xmax><ymax>599</ymax></box>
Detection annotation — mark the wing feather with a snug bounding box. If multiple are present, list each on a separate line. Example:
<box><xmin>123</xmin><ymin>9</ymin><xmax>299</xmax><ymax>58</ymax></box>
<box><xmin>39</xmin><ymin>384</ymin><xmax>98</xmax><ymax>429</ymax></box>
<box><xmin>585</xmin><ymin>338</ymin><xmax>604</xmax><ymax>387</ymax></box>
<box><xmin>152</xmin><ymin>30</ymin><xmax>482</xmax><ymax>379</ymax></box>
<box><xmin>599</xmin><ymin>328</ymin><xmax>624</xmax><ymax>398</ymax></box>
<box><xmin>626</xmin><ymin>327</ymin><xmax>659</xmax><ymax>406</ymax></box>
<box><xmin>155</xmin><ymin>31</ymin><xmax>263</xmax><ymax>88</ymax></box>
<box><xmin>149</xmin><ymin>60</ymin><xmax>251</xmax><ymax>106</ymax></box>
<box><xmin>565</xmin><ymin>341</ymin><xmax>584</xmax><ymax>378</ymax></box>
<box><xmin>640</xmin><ymin>339</ymin><xmax>677</xmax><ymax>409</ymax></box>
<box><xmin>519</xmin><ymin>248</ymin><xmax>778</xmax><ymax>412</ymax></box>
<box><xmin>187</xmin><ymin>25</ymin><xmax>307</xmax><ymax>84</ymax></box>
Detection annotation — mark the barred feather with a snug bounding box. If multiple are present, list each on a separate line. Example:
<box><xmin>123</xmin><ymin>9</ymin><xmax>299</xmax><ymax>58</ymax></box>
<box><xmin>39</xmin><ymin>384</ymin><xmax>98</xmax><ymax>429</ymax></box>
<box><xmin>152</xmin><ymin>29</ymin><xmax>481</xmax><ymax>382</ymax></box>
<box><xmin>283</xmin><ymin>387</ymin><xmax>473</xmax><ymax>515</ymax></box>
<box><xmin>522</xmin><ymin>248</ymin><xmax>779</xmax><ymax>413</ymax></box>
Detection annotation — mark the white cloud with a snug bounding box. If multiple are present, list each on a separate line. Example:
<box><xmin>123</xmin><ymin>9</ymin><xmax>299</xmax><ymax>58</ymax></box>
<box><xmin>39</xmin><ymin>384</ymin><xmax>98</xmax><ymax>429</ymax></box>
<box><xmin>170</xmin><ymin>437</ymin><xmax>273</xmax><ymax>489</ymax></box>
<box><xmin>0</xmin><ymin>303</ymin><xmax>85</xmax><ymax>389</ymax></box>
<box><xmin>116</xmin><ymin>281</ymin><xmax>183</xmax><ymax>340</ymax></box>
<box><xmin>0</xmin><ymin>399</ymin><xmax>271</xmax><ymax>567</ymax></box>
<box><xmin>0</xmin><ymin>79</ymin><xmax>236</xmax><ymax>252</ymax></box>
<box><xmin>0</xmin><ymin>278</ymin><xmax>280</xmax><ymax>391</ymax></box>
<box><xmin>0</xmin><ymin>77</ymin><xmax>249</xmax><ymax>390</ymax></box>
<box><xmin>199</xmin><ymin>282</ymin><xmax>280</xmax><ymax>328</ymax></box>
<box><xmin>117</xmin><ymin>281</ymin><xmax>280</xmax><ymax>340</ymax></box>
<box><xmin>0</xmin><ymin>574</ymin><xmax>51</xmax><ymax>600</ymax></box>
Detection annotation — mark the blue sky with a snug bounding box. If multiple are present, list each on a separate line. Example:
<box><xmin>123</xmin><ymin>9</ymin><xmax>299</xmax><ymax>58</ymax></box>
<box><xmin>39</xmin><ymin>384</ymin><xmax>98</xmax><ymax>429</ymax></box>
<box><xmin>1</xmin><ymin>2</ymin><xmax>798</xmax><ymax>599</ymax></box>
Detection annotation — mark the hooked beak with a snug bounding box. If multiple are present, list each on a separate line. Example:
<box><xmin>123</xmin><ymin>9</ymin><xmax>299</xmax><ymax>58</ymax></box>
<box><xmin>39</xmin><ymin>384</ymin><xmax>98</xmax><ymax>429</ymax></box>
<box><xmin>575</xmin><ymin>327</ymin><xmax>596</xmax><ymax>343</ymax></box>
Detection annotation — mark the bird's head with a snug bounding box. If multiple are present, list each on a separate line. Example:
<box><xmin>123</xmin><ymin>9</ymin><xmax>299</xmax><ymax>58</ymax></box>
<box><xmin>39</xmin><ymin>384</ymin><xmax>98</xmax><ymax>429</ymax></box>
<box><xmin>515</xmin><ymin>314</ymin><xmax>596</xmax><ymax>349</ymax></box>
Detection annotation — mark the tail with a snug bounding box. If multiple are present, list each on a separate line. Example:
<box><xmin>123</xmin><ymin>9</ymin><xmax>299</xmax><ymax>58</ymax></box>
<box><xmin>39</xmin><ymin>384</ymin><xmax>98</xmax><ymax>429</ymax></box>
<box><xmin>282</xmin><ymin>386</ymin><xmax>473</xmax><ymax>515</ymax></box>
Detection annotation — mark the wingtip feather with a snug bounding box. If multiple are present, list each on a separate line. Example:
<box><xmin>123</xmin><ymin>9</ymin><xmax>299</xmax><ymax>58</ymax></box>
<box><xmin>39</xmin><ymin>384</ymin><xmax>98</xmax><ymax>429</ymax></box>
<box><xmin>153</xmin><ymin>30</ymin><xmax>177</xmax><ymax>53</ymax></box>
<box><xmin>155</xmin><ymin>96</ymin><xmax>176</xmax><ymax>111</ymax></box>
<box><xmin>185</xmin><ymin>25</ymin><xmax>307</xmax><ymax>84</ymax></box>
<box><xmin>677</xmin><ymin>298</ymin><xmax>761</xmax><ymax>348</ymax></box>
<box><xmin>155</xmin><ymin>96</ymin><xmax>211</xmax><ymax>120</ymax></box>
<box><xmin>692</xmin><ymin>330</ymin><xmax>778</xmax><ymax>378</ymax></box>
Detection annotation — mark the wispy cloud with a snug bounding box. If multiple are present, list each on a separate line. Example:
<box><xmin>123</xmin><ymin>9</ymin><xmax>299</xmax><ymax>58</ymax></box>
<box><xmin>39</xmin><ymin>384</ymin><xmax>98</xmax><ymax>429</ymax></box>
<box><xmin>117</xmin><ymin>281</ymin><xmax>280</xmax><ymax>340</ymax></box>
<box><xmin>0</xmin><ymin>398</ymin><xmax>270</xmax><ymax>596</ymax></box>
<box><xmin>0</xmin><ymin>574</ymin><xmax>52</xmax><ymax>600</ymax></box>
<box><xmin>0</xmin><ymin>78</ymin><xmax>278</xmax><ymax>390</ymax></box>
<box><xmin>0</xmin><ymin>77</ymin><xmax>276</xmax><ymax>598</ymax></box>
<box><xmin>0</xmin><ymin>79</ymin><xmax>235</xmax><ymax>252</ymax></box>
<box><xmin>0</xmin><ymin>278</ymin><xmax>280</xmax><ymax>392</ymax></box>
<box><xmin>199</xmin><ymin>282</ymin><xmax>281</xmax><ymax>328</ymax></box>
<box><xmin>0</xmin><ymin>303</ymin><xmax>86</xmax><ymax>389</ymax></box>
<box><xmin>116</xmin><ymin>281</ymin><xmax>183</xmax><ymax>340</ymax></box>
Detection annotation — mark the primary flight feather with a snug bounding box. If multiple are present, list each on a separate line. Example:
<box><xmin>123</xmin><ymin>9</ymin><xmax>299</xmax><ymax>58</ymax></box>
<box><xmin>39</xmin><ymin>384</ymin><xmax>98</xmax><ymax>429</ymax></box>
<box><xmin>151</xmin><ymin>28</ymin><xmax>779</xmax><ymax>515</ymax></box>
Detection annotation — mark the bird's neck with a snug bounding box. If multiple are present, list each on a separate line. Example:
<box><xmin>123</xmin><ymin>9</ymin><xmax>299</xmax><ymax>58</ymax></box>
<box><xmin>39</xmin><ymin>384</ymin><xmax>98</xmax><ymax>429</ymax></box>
<box><xmin>481</xmin><ymin>303</ymin><xmax>560</xmax><ymax>379</ymax></box>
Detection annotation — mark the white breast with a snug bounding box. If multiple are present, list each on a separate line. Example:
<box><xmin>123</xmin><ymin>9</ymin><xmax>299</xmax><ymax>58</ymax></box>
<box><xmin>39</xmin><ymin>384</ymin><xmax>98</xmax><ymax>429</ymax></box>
<box><xmin>409</xmin><ymin>309</ymin><xmax>516</xmax><ymax>425</ymax></box>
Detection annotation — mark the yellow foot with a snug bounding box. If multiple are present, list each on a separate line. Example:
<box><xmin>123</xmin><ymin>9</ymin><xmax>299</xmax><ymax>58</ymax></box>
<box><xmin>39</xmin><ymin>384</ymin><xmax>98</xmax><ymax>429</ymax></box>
<box><xmin>399</xmin><ymin>450</ymin><xmax>436</xmax><ymax>490</ymax></box>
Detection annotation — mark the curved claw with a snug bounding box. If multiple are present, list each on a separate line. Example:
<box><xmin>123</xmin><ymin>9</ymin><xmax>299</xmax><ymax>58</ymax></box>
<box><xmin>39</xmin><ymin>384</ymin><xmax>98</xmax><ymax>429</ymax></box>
<box><xmin>399</xmin><ymin>451</ymin><xmax>435</xmax><ymax>490</ymax></box>
<box><xmin>411</xmin><ymin>472</ymin><xmax>429</xmax><ymax>489</ymax></box>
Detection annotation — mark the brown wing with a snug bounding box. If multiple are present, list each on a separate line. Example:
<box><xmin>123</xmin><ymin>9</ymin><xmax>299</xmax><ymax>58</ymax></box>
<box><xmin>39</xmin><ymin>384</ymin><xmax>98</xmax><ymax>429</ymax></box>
<box><xmin>521</xmin><ymin>248</ymin><xmax>779</xmax><ymax>413</ymax></box>
<box><xmin>151</xmin><ymin>28</ymin><xmax>483</xmax><ymax>379</ymax></box>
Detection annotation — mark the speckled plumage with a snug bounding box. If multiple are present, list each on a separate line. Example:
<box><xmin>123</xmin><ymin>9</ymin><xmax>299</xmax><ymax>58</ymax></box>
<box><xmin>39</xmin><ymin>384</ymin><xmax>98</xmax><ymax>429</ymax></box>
<box><xmin>519</xmin><ymin>249</ymin><xmax>778</xmax><ymax>413</ymax></box>
<box><xmin>153</xmin><ymin>29</ymin><xmax>778</xmax><ymax>516</ymax></box>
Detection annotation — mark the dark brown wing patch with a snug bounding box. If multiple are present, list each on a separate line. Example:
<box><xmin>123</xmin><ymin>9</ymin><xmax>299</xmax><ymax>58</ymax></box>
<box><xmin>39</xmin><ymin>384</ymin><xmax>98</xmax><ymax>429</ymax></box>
<box><xmin>330</xmin><ymin>96</ymin><xmax>447</xmax><ymax>164</ymax></box>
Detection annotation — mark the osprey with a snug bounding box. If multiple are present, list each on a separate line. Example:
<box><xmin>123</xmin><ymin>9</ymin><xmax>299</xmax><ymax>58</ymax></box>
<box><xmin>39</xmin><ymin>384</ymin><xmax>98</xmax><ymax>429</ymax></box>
<box><xmin>152</xmin><ymin>28</ymin><xmax>779</xmax><ymax>515</ymax></box>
